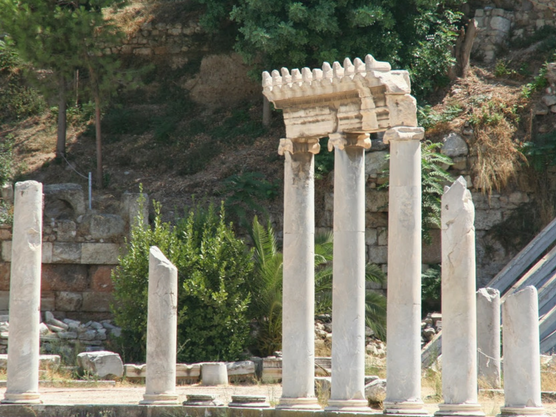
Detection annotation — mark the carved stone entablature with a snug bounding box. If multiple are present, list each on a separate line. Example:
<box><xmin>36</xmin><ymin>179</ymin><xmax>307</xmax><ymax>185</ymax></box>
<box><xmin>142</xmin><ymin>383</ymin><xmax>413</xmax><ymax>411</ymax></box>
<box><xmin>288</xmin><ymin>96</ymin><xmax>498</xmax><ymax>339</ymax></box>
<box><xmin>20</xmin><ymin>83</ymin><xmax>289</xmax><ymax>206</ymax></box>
<box><xmin>262</xmin><ymin>54</ymin><xmax>417</xmax><ymax>140</ymax></box>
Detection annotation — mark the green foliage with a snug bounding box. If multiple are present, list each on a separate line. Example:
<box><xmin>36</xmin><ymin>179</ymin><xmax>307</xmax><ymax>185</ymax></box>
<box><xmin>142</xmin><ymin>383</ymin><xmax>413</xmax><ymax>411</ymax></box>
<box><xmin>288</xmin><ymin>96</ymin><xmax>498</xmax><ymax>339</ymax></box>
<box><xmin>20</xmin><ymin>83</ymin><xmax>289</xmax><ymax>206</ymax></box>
<box><xmin>381</xmin><ymin>141</ymin><xmax>453</xmax><ymax>243</ymax></box>
<box><xmin>522</xmin><ymin>131</ymin><xmax>556</xmax><ymax>172</ymax></box>
<box><xmin>197</xmin><ymin>0</ymin><xmax>464</xmax><ymax>101</ymax></box>
<box><xmin>0</xmin><ymin>201</ymin><xmax>14</xmax><ymax>226</ymax></box>
<box><xmin>0</xmin><ymin>41</ymin><xmax>45</xmax><ymax>122</ymax></box>
<box><xmin>111</xmin><ymin>200</ymin><xmax>254</xmax><ymax>363</ymax></box>
<box><xmin>421</xmin><ymin>141</ymin><xmax>453</xmax><ymax>242</ymax></box>
<box><xmin>522</xmin><ymin>64</ymin><xmax>549</xmax><ymax>98</ymax></box>
<box><xmin>0</xmin><ymin>135</ymin><xmax>15</xmax><ymax>187</ymax></box>
<box><xmin>314</xmin><ymin>137</ymin><xmax>335</xmax><ymax>180</ymax></box>
<box><xmin>223</xmin><ymin>172</ymin><xmax>279</xmax><ymax>227</ymax></box>
<box><xmin>248</xmin><ymin>217</ymin><xmax>283</xmax><ymax>356</ymax></box>
<box><xmin>418</xmin><ymin>103</ymin><xmax>463</xmax><ymax>130</ymax></box>
<box><xmin>422</xmin><ymin>264</ymin><xmax>441</xmax><ymax>318</ymax></box>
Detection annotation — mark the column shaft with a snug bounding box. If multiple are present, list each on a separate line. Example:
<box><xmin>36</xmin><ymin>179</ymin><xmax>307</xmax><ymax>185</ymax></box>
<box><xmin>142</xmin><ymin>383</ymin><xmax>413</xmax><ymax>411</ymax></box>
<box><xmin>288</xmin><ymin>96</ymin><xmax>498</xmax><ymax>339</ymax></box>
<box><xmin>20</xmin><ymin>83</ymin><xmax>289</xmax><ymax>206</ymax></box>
<box><xmin>327</xmin><ymin>134</ymin><xmax>370</xmax><ymax>412</ymax></box>
<box><xmin>279</xmin><ymin>141</ymin><xmax>320</xmax><ymax>409</ymax></box>
<box><xmin>384</xmin><ymin>128</ymin><xmax>427</xmax><ymax>416</ymax></box>
<box><xmin>436</xmin><ymin>177</ymin><xmax>483</xmax><ymax>417</ymax></box>
<box><xmin>3</xmin><ymin>181</ymin><xmax>43</xmax><ymax>404</ymax></box>
<box><xmin>501</xmin><ymin>286</ymin><xmax>545</xmax><ymax>417</ymax></box>
<box><xmin>141</xmin><ymin>246</ymin><xmax>179</xmax><ymax>405</ymax></box>
<box><xmin>476</xmin><ymin>288</ymin><xmax>501</xmax><ymax>389</ymax></box>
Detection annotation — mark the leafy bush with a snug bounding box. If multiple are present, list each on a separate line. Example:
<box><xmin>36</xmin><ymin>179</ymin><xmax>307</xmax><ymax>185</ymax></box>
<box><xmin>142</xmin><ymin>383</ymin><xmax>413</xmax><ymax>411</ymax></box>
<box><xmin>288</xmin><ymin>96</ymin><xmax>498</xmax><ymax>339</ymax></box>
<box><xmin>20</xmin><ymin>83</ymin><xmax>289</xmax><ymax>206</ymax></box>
<box><xmin>111</xmin><ymin>201</ymin><xmax>254</xmax><ymax>363</ymax></box>
<box><xmin>0</xmin><ymin>135</ymin><xmax>15</xmax><ymax>187</ymax></box>
<box><xmin>0</xmin><ymin>41</ymin><xmax>45</xmax><ymax>123</ymax></box>
<box><xmin>193</xmin><ymin>0</ymin><xmax>464</xmax><ymax>101</ymax></box>
<box><xmin>422</xmin><ymin>264</ymin><xmax>441</xmax><ymax>318</ymax></box>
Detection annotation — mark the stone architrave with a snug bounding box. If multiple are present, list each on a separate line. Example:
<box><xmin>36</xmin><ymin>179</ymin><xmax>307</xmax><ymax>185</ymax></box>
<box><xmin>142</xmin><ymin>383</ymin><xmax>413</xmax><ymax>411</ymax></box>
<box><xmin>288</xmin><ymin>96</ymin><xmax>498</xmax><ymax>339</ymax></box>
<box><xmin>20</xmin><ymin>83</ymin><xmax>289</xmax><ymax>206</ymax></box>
<box><xmin>500</xmin><ymin>286</ymin><xmax>546</xmax><ymax>417</ymax></box>
<box><xmin>276</xmin><ymin>137</ymin><xmax>321</xmax><ymax>410</ymax></box>
<box><xmin>383</xmin><ymin>127</ymin><xmax>428</xmax><ymax>416</ymax></box>
<box><xmin>140</xmin><ymin>246</ymin><xmax>179</xmax><ymax>405</ymax></box>
<box><xmin>326</xmin><ymin>132</ymin><xmax>372</xmax><ymax>412</ymax></box>
<box><xmin>435</xmin><ymin>177</ymin><xmax>484</xmax><ymax>417</ymax></box>
<box><xmin>3</xmin><ymin>181</ymin><xmax>43</xmax><ymax>404</ymax></box>
<box><xmin>476</xmin><ymin>288</ymin><xmax>501</xmax><ymax>389</ymax></box>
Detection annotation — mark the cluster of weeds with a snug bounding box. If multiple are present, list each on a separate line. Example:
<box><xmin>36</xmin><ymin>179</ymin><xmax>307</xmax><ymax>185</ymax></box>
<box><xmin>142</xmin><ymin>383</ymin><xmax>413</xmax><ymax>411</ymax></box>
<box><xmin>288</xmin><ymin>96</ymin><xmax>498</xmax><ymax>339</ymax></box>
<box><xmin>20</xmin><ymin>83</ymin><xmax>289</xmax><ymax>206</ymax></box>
<box><xmin>467</xmin><ymin>96</ymin><xmax>526</xmax><ymax>194</ymax></box>
<box><xmin>522</xmin><ymin>63</ymin><xmax>549</xmax><ymax>98</ymax></box>
<box><xmin>418</xmin><ymin>103</ymin><xmax>463</xmax><ymax>131</ymax></box>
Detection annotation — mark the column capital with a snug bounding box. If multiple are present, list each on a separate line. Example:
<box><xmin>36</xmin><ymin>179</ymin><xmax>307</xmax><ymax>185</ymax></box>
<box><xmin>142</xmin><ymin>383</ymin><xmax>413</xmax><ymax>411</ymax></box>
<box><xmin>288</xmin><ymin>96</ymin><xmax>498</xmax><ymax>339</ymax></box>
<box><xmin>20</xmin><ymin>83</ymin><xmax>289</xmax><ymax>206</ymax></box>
<box><xmin>327</xmin><ymin>132</ymin><xmax>371</xmax><ymax>152</ymax></box>
<box><xmin>278</xmin><ymin>138</ymin><xmax>320</xmax><ymax>156</ymax></box>
<box><xmin>383</xmin><ymin>126</ymin><xmax>424</xmax><ymax>144</ymax></box>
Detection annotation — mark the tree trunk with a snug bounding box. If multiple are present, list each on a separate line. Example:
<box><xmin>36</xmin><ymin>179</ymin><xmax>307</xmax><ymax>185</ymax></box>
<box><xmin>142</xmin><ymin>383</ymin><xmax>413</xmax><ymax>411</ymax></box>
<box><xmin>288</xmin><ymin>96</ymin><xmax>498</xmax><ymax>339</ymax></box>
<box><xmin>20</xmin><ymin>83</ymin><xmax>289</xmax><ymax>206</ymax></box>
<box><xmin>451</xmin><ymin>19</ymin><xmax>478</xmax><ymax>79</ymax></box>
<box><xmin>56</xmin><ymin>76</ymin><xmax>67</xmax><ymax>158</ymax></box>
<box><xmin>95</xmin><ymin>93</ymin><xmax>103</xmax><ymax>188</ymax></box>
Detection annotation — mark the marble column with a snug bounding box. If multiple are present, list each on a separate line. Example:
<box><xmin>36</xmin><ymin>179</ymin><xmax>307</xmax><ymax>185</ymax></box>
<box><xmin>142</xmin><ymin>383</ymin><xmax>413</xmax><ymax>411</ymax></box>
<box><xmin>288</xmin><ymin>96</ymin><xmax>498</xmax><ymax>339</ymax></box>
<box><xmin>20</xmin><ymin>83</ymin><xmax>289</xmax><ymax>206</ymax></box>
<box><xmin>383</xmin><ymin>127</ymin><xmax>428</xmax><ymax>416</ymax></box>
<box><xmin>435</xmin><ymin>177</ymin><xmax>484</xmax><ymax>417</ymax></box>
<box><xmin>326</xmin><ymin>132</ymin><xmax>371</xmax><ymax>412</ymax></box>
<box><xmin>277</xmin><ymin>137</ymin><xmax>321</xmax><ymax>410</ymax></box>
<box><xmin>476</xmin><ymin>288</ymin><xmax>501</xmax><ymax>389</ymax></box>
<box><xmin>500</xmin><ymin>286</ymin><xmax>546</xmax><ymax>417</ymax></box>
<box><xmin>3</xmin><ymin>181</ymin><xmax>43</xmax><ymax>404</ymax></box>
<box><xmin>140</xmin><ymin>246</ymin><xmax>179</xmax><ymax>405</ymax></box>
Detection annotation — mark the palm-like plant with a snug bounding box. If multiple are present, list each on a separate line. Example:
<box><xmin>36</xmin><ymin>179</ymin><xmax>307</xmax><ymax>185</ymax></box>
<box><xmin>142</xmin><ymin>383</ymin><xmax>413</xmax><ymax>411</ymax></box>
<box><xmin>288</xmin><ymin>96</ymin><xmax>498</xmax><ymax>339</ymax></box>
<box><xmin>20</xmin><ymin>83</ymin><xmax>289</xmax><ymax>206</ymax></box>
<box><xmin>249</xmin><ymin>217</ymin><xmax>388</xmax><ymax>356</ymax></box>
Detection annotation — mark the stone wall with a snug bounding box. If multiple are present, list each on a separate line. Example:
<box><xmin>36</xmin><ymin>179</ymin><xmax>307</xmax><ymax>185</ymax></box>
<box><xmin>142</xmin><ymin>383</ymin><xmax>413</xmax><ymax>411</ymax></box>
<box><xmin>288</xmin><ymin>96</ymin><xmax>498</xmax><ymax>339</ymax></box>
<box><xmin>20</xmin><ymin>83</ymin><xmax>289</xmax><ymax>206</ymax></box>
<box><xmin>472</xmin><ymin>1</ymin><xmax>556</xmax><ymax>63</ymax></box>
<box><xmin>317</xmin><ymin>132</ymin><xmax>548</xmax><ymax>289</ymax></box>
<box><xmin>0</xmin><ymin>184</ymin><xmax>147</xmax><ymax>321</ymax></box>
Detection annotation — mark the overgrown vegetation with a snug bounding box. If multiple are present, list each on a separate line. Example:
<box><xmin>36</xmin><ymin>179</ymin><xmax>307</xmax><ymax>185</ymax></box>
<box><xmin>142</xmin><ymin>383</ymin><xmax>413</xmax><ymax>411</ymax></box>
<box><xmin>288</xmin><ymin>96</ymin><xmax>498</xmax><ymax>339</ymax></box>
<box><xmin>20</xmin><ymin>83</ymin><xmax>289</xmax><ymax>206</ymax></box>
<box><xmin>422</xmin><ymin>264</ymin><xmax>441</xmax><ymax>318</ymax></box>
<box><xmin>468</xmin><ymin>96</ymin><xmax>526</xmax><ymax>194</ymax></box>
<box><xmin>111</xmin><ymin>201</ymin><xmax>254</xmax><ymax>363</ymax></box>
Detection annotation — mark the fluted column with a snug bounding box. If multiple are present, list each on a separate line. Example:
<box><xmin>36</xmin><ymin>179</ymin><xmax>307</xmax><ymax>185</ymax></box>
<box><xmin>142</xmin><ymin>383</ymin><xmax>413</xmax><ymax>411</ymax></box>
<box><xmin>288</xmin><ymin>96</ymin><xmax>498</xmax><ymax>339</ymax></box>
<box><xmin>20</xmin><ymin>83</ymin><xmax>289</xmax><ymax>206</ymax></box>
<box><xmin>3</xmin><ymin>181</ymin><xmax>43</xmax><ymax>404</ymax></box>
<box><xmin>383</xmin><ymin>127</ymin><xmax>427</xmax><ymax>416</ymax></box>
<box><xmin>140</xmin><ymin>246</ymin><xmax>179</xmax><ymax>405</ymax></box>
<box><xmin>500</xmin><ymin>286</ymin><xmax>546</xmax><ymax>417</ymax></box>
<box><xmin>435</xmin><ymin>177</ymin><xmax>484</xmax><ymax>417</ymax></box>
<box><xmin>325</xmin><ymin>132</ymin><xmax>371</xmax><ymax>412</ymax></box>
<box><xmin>277</xmin><ymin>137</ymin><xmax>321</xmax><ymax>410</ymax></box>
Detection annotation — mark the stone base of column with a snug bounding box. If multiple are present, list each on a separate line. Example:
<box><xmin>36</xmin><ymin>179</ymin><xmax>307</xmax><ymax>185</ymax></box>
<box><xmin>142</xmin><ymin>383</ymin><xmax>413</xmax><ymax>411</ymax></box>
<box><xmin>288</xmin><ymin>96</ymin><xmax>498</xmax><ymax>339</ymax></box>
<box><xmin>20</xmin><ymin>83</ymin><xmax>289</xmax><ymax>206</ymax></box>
<box><xmin>435</xmin><ymin>403</ymin><xmax>485</xmax><ymax>417</ymax></box>
<box><xmin>2</xmin><ymin>392</ymin><xmax>41</xmax><ymax>404</ymax></box>
<box><xmin>325</xmin><ymin>399</ymin><xmax>373</xmax><ymax>412</ymax></box>
<box><xmin>140</xmin><ymin>393</ymin><xmax>180</xmax><ymax>405</ymax></box>
<box><xmin>383</xmin><ymin>400</ymin><xmax>430</xmax><ymax>416</ymax></box>
<box><xmin>276</xmin><ymin>396</ymin><xmax>321</xmax><ymax>410</ymax></box>
<box><xmin>498</xmin><ymin>406</ymin><xmax>547</xmax><ymax>417</ymax></box>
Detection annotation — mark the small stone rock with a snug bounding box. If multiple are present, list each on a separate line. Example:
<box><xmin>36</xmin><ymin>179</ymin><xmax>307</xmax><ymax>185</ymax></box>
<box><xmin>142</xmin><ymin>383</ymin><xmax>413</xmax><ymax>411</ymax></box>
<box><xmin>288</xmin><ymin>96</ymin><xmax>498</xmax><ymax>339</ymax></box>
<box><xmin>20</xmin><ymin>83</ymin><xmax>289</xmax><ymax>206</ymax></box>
<box><xmin>543</xmin><ymin>95</ymin><xmax>556</xmax><ymax>107</ymax></box>
<box><xmin>365</xmin><ymin>378</ymin><xmax>387</xmax><ymax>403</ymax></box>
<box><xmin>441</xmin><ymin>133</ymin><xmax>468</xmax><ymax>157</ymax></box>
<box><xmin>77</xmin><ymin>351</ymin><xmax>124</xmax><ymax>379</ymax></box>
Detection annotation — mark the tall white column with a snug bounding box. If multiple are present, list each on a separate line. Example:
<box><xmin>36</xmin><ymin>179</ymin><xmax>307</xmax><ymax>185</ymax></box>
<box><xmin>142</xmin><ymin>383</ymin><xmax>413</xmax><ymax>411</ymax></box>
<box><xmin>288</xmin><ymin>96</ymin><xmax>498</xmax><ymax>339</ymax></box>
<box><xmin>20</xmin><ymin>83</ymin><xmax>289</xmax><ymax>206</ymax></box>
<box><xmin>3</xmin><ymin>181</ymin><xmax>43</xmax><ymax>404</ymax></box>
<box><xmin>500</xmin><ymin>286</ymin><xmax>546</xmax><ymax>417</ymax></box>
<box><xmin>476</xmin><ymin>288</ymin><xmax>501</xmax><ymax>389</ymax></box>
<box><xmin>436</xmin><ymin>177</ymin><xmax>484</xmax><ymax>417</ymax></box>
<box><xmin>383</xmin><ymin>127</ymin><xmax>428</xmax><ymax>416</ymax></box>
<box><xmin>141</xmin><ymin>246</ymin><xmax>179</xmax><ymax>405</ymax></box>
<box><xmin>277</xmin><ymin>137</ymin><xmax>321</xmax><ymax>410</ymax></box>
<box><xmin>326</xmin><ymin>132</ymin><xmax>371</xmax><ymax>412</ymax></box>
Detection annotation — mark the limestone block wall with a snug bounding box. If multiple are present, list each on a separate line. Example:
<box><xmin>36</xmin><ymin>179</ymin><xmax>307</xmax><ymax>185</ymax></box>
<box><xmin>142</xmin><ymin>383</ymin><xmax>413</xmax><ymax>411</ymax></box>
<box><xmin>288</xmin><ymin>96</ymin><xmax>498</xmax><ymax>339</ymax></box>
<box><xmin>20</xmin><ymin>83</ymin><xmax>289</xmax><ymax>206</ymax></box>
<box><xmin>317</xmin><ymin>136</ymin><xmax>551</xmax><ymax>289</ymax></box>
<box><xmin>0</xmin><ymin>185</ymin><xmax>146</xmax><ymax>321</ymax></box>
<box><xmin>472</xmin><ymin>2</ymin><xmax>556</xmax><ymax>63</ymax></box>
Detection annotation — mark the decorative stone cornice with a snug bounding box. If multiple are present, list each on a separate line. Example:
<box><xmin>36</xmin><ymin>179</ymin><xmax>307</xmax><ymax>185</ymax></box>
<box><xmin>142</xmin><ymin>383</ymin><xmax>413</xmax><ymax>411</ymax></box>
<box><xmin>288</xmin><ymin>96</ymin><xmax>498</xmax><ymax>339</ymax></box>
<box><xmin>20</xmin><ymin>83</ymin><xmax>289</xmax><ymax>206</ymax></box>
<box><xmin>278</xmin><ymin>138</ymin><xmax>321</xmax><ymax>156</ymax></box>
<box><xmin>262</xmin><ymin>54</ymin><xmax>418</xmax><ymax>140</ymax></box>
<box><xmin>328</xmin><ymin>132</ymin><xmax>371</xmax><ymax>152</ymax></box>
<box><xmin>383</xmin><ymin>126</ymin><xmax>424</xmax><ymax>143</ymax></box>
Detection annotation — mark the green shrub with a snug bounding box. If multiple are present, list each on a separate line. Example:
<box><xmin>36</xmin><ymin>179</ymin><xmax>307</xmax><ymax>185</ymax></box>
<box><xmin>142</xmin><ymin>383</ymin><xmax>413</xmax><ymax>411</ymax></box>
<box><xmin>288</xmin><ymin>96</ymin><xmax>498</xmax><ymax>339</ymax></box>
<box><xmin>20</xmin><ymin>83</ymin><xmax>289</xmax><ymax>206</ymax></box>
<box><xmin>422</xmin><ymin>264</ymin><xmax>441</xmax><ymax>318</ymax></box>
<box><xmin>111</xmin><ymin>200</ymin><xmax>254</xmax><ymax>363</ymax></box>
<box><xmin>0</xmin><ymin>135</ymin><xmax>15</xmax><ymax>187</ymax></box>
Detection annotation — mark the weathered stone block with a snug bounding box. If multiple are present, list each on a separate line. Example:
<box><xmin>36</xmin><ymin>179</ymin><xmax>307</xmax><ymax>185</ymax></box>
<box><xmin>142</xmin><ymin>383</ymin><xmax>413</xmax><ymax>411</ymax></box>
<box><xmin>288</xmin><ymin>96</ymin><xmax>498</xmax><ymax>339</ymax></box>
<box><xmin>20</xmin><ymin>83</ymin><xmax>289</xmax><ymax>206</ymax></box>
<box><xmin>365</xmin><ymin>212</ymin><xmax>388</xmax><ymax>228</ymax></box>
<box><xmin>369</xmin><ymin>246</ymin><xmax>388</xmax><ymax>264</ymax></box>
<box><xmin>52</xmin><ymin>242</ymin><xmax>82</xmax><ymax>264</ymax></box>
<box><xmin>365</xmin><ymin>151</ymin><xmax>389</xmax><ymax>179</ymax></box>
<box><xmin>81</xmin><ymin>243</ymin><xmax>120</xmax><ymax>264</ymax></box>
<box><xmin>43</xmin><ymin>183</ymin><xmax>86</xmax><ymax>218</ymax></box>
<box><xmin>42</xmin><ymin>264</ymin><xmax>89</xmax><ymax>292</ymax></box>
<box><xmin>78</xmin><ymin>214</ymin><xmax>125</xmax><ymax>241</ymax></box>
<box><xmin>55</xmin><ymin>291</ymin><xmax>83</xmax><ymax>312</ymax></box>
<box><xmin>81</xmin><ymin>292</ymin><xmax>113</xmax><ymax>312</ymax></box>
<box><xmin>475</xmin><ymin>210</ymin><xmax>503</xmax><ymax>230</ymax></box>
<box><xmin>441</xmin><ymin>133</ymin><xmax>468</xmax><ymax>157</ymax></box>
<box><xmin>90</xmin><ymin>266</ymin><xmax>114</xmax><ymax>292</ymax></box>
<box><xmin>366</xmin><ymin>190</ymin><xmax>389</xmax><ymax>212</ymax></box>
<box><xmin>77</xmin><ymin>351</ymin><xmax>124</xmax><ymax>379</ymax></box>
<box><xmin>0</xmin><ymin>291</ymin><xmax>8</xmax><ymax>310</ymax></box>
<box><xmin>0</xmin><ymin>263</ymin><xmax>9</xmax><ymax>291</ymax></box>
<box><xmin>422</xmin><ymin>229</ymin><xmax>441</xmax><ymax>264</ymax></box>
<box><xmin>41</xmin><ymin>291</ymin><xmax>56</xmax><ymax>311</ymax></box>
<box><xmin>365</xmin><ymin>229</ymin><xmax>377</xmax><ymax>246</ymax></box>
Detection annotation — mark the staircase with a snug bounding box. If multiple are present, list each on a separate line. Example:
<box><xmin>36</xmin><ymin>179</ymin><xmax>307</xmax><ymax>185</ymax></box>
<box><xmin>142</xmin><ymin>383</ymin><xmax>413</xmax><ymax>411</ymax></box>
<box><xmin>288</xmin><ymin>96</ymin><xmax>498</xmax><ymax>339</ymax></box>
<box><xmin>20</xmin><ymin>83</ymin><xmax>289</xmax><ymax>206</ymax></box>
<box><xmin>422</xmin><ymin>216</ymin><xmax>556</xmax><ymax>367</ymax></box>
